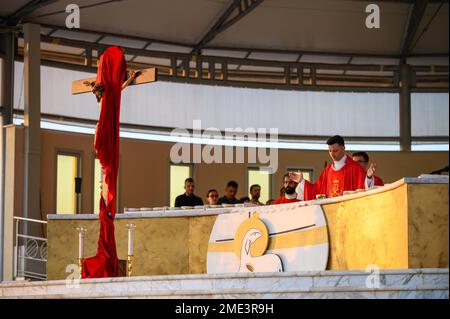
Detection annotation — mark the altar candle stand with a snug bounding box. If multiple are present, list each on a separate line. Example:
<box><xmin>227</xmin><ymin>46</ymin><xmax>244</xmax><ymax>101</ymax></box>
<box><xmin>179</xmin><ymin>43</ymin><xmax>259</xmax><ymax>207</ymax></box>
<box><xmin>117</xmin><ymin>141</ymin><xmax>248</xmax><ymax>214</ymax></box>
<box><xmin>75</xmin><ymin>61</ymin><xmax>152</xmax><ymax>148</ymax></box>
<box><xmin>76</xmin><ymin>227</ymin><xmax>87</xmax><ymax>278</ymax></box>
<box><xmin>126</xmin><ymin>223</ymin><xmax>136</xmax><ymax>276</ymax></box>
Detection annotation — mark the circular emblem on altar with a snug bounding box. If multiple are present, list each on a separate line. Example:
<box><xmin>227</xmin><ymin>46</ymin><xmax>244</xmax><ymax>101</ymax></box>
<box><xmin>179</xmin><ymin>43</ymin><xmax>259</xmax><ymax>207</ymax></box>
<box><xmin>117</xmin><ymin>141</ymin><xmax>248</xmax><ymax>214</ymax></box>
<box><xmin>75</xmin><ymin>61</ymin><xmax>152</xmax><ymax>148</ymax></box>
<box><xmin>233</xmin><ymin>212</ymin><xmax>268</xmax><ymax>259</ymax></box>
<box><xmin>206</xmin><ymin>203</ymin><xmax>330</xmax><ymax>274</ymax></box>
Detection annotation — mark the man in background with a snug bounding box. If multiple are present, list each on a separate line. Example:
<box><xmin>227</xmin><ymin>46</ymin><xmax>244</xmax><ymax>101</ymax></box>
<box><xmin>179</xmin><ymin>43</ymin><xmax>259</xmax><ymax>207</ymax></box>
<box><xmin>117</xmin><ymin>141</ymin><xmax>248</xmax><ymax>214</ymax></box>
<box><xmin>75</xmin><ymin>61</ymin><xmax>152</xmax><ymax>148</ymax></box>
<box><xmin>274</xmin><ymin>173</ymin><xmax>300</xmax><ymax>204</ymax></box>
<box><xmin>218</xmin><ymin>181</ymin><xmax>240</xmax><ymax>204</ymax></box>
<box><xmin>352</xmin><ymin>151</ymin><xmax>384</xmax><ymax>186</ymax></box>
<box><xmin>249</xmin><ymin>184</ymin><xmax>264</xmax><ymax>205</ymax></box>
<box><xmin>175</xmin><ymin>178</ymin><xmax>204</xmax><ymax>207</ymax></box>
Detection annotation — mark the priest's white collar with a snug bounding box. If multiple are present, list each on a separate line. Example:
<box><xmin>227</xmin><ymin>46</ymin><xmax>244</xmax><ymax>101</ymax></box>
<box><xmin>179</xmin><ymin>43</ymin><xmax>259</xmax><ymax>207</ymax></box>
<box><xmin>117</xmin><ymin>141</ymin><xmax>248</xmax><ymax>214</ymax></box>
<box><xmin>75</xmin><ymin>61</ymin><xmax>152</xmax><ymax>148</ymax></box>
<box><xmin>332</xmin><ymin>154</ymin><xmax>348</xmax><ymax>171</ymax></box>
<box><xmin>285</xmin><ymin>192</ymin><xmax>298</xmax><ymax>200</ymax></box>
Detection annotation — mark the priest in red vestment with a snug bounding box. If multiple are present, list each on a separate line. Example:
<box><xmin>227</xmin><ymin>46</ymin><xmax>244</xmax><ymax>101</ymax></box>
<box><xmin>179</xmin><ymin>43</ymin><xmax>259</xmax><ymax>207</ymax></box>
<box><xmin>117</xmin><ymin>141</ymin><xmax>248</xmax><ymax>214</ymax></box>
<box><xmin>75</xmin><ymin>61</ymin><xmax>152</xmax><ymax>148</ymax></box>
<box><xmin>352</xmin><ymin>151</ymin><xmax>384</xmax><ymax>186</ymax></box>
<box><xmin>294</xmin><ymin>135</ymin><xmax>377</xmax><ymax>201</ymax></box>
<box><xmin>82</xmin><ymin>46</ymin><xmax>135</xmax><ymax>278</ymax></box>
<box><xmin>274</xmin><ymin>173</ymin><xmax>300</xmax><ymax>204</ymax></box>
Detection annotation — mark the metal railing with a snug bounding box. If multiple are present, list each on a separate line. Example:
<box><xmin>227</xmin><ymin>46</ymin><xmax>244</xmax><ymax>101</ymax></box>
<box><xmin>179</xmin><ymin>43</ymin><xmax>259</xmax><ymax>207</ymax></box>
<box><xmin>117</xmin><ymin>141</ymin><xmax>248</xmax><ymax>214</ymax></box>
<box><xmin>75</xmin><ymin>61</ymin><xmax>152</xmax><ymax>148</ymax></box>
<box><xmin>13</xmin><ymin>217</ymin><xmax>47</xmax><ymax>281</ymax></box>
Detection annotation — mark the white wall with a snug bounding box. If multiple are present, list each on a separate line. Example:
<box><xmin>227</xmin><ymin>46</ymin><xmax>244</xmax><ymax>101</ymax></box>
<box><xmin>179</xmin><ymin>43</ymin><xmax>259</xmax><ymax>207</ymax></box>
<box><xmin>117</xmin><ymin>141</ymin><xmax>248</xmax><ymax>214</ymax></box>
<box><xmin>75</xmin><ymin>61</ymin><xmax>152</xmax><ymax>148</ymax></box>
<box><xmin>412</xmin><ymin>93</ymin><xmax>449</xmax><ymax>136</ymax></box>
<box><xmin>11</xmin><ymin>62</ymin><xmax>449</xmax><ymax>138</ymax></box>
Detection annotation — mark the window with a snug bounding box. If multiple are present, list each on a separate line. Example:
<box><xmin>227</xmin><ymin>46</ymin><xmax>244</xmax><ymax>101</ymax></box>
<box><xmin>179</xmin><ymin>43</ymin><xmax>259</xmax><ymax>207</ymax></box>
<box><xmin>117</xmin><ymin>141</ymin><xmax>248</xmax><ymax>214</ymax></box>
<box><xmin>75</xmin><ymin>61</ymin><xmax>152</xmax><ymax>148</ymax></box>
<box><xmin>286</xmin><ymin>167</ymin><xmax>314</xmax><ymax>182</ymax></box>
<box><xmin>169</xmin><ymin>164</ymin><xmax>192</xmax><ymax>207</ymax></box>
<box><xmin>247</xmin><ymin>167</ymin><xmax>271</xmax><ymax>204</ymax></box>
<box><xmin>56</xmin><ymin>153</ymin><xmax>80</xmax><ymax>214</ymax></box>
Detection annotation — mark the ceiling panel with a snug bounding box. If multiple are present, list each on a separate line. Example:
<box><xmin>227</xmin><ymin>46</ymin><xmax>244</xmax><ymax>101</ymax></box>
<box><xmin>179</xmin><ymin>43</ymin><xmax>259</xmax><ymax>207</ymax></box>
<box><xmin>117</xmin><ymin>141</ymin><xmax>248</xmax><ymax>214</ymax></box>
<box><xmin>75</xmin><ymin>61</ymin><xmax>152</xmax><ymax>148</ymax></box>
<box><xmin>99</xmin><ymin>36</ymin><xmax>148</xmax><ymax>49</ymax></box>
<box><xmin>2</xmin><ymin>0</ymin><xmax>446</xmax><ymax>64</ymax></box>
<box><xmin>209</xmin><ymin>0</ymin><xmax>411</xmax><ymax>55</ymax></box>
<box><xmin>27</xmin><ymin>0</ymin><xmax>228</xmax><ymax>44</ymax></box>
<box><xmin>146</xmin><ymin>42</ymin><xmax>192</xmax><ymax>54</ymax></box>
<box><xmin>0</xmin><ymin>0</ymin><xmax>29</xmax><ymax>17</ymax></box>
<box><xmin>51</xmin><ymin>29</ymin><xmax>101</xmax><ymax>42</ymax></box>
<box><xmin>248</xmin><ymin>52</ymin><xmax>299</xmax><ymax>62</ymax></box>
<box><xmin>300</xmin><ymin>55</ymin><xmax>349</xmax><ymax>64</ymax></box>
<box><xmin>410</xmin><ymin>3</ymin><xmax>449</xmax><ymax>55</ymax></box>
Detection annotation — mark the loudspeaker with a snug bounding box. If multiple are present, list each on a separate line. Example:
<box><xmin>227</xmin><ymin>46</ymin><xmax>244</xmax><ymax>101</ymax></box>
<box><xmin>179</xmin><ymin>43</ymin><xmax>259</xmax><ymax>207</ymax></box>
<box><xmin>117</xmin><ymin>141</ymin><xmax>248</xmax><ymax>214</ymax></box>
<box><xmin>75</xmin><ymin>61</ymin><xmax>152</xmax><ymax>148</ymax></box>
<box><xmin>75</xmin><ymin>177</ymin><xmax>82</xmax><ymax>194</ymax></box>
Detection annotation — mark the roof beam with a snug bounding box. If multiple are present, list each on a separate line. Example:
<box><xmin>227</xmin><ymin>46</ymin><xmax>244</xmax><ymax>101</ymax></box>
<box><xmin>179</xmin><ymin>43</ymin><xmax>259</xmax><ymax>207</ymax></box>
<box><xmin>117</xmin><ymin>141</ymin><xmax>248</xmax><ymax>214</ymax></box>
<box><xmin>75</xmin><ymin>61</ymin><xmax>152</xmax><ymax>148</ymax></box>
<box><xmin>192</xmin><ymin>0</ymin><xmax>265</xmax><ymax>54</ymax></box>
<box><xmin>35</xmin><ymin>22</ymin><xmax>448</xmax><ymax>60</ymax></box>
<box><xmin>35</xmin><ymin>32</ymin><xmax>449</xmax><ymax>73</ymax></box>
<box><xmin>1</xmin><ymin>0</ymin><xmax>59</xmax><ymax>26</ymax></box>
<box><xmin>400</xmin><ymin>0</ymin><xmax>429</xmax><ymax>63</ymax></box>
<box><xmin>206</xmin><ymin>45</ymin><xmax>403</xmax><ymax>59</ymax></box>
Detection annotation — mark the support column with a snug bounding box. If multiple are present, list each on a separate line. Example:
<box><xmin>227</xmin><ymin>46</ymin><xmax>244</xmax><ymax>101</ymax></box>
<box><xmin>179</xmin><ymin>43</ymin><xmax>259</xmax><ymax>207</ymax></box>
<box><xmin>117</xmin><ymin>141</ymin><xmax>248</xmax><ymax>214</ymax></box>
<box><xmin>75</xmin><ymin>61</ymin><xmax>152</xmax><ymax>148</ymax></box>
<box><xmin>1</xmin><ymin>31</ymin><xmax>16</xmax><ymax>282</ymax></box>
<box><xmin>399</xmin><ymin>64</ymin><xmax>412</xmax><ymax>151</ymax></box>
<box><xmin>23</xmin><ymin>23</ymin><xmax>42</xmax><ymax>232</ymax></box>
<box><xmin>1</xmin><ymin>32</ymin><xmax>15</xmax><ymax>125</ymax></box>
<box><xmin>2</xmin><ymin>125</ymin><xmax>19</xmax><ymax>281</ymax></box>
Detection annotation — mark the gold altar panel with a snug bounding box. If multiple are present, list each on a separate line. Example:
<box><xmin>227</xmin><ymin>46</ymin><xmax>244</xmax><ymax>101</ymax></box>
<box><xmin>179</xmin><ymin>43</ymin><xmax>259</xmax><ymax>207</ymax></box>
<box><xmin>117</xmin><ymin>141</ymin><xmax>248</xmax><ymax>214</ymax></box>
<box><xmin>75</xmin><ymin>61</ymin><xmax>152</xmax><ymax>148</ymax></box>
<box><xmin>47</xmin><ymin>220</ymin><xmax>100</xmax><ymax>281</ymax></box>
<box><xmin>47</xmin><ymin>218</ymin><xmax>191</xmax><ymax>279</ymax></box>
<box><xmin>322</xmin><ymin>185</ymin><xmax>409</xmax><ymax>270</ymax></box>
<box><xmin>407</xmin><ymin>184</ymin><xmax>449</xmax><ymax>268</ymax></box>
<box><xmin>188</xmin><ymin>215</ymin><xmax>217</xmax><ymax>274</ymax></box>
<box><xmin>115</xmin><ymin>218</ymin><xmax>190</xmax><ymax>276</ymax></box>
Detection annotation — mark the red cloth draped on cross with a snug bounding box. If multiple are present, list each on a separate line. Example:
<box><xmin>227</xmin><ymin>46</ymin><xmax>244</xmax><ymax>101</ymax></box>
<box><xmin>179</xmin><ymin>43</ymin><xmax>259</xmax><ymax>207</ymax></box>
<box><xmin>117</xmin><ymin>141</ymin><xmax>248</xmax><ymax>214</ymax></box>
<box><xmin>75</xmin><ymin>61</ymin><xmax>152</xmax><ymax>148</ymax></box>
<box><xmin>82</xmin><ymin>46</ymin><xmax>127</xmax><ymax>278</ymax></box>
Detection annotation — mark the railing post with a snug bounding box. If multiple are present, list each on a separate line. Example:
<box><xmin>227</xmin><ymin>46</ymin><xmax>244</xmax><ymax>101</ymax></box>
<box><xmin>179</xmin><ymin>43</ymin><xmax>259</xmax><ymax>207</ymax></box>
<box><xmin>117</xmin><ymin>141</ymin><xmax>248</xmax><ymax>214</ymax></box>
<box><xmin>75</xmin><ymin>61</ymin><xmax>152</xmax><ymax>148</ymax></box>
<box><xmin>14</xmin><ymin>218</ymin><xmax>19</xmax><ymax>279</ymax></box>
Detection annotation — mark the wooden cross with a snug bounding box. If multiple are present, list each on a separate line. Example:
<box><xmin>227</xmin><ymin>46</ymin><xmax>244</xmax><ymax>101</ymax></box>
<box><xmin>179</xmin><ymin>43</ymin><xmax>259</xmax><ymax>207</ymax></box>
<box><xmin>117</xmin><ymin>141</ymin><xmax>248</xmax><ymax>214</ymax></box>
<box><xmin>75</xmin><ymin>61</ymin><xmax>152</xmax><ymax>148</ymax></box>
<box><xmin>71</xmin><ymin>67</ymin><xmax>157</xmax><ymax>95</ymax></box>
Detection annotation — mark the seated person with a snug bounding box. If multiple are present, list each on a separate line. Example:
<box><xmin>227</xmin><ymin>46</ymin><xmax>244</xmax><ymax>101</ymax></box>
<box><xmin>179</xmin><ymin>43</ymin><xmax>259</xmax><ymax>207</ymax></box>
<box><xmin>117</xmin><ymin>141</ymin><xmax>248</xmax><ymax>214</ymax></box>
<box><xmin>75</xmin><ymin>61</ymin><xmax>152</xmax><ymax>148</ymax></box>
<box><xmin>205</xmin><ymin>189</ymin><xmax>219</xmax><ymax>205</ymax></box>
<box><xmin>174</xmin><ymin>178</ymin><xmax>203</xmax><ymax>207</ymax></box>
<box><xmin>274</xmin><ymin>174</ymin><xmax>300</xmax><ymax>204</ymax></box>
<box><xmin>217</xmin><ymin>181</ymin><xmax>239</xmax><ymax>204</ymax></box>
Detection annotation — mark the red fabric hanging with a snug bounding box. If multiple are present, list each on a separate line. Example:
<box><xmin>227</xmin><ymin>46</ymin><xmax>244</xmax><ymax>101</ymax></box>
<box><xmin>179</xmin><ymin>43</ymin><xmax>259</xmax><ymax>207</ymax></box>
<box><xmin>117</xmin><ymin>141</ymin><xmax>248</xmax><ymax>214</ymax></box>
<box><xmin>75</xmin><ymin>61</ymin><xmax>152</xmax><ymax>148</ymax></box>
<box><xmin>82</xmin><ymin>46</ymin><xmax>127</xmax><ymax>278</ymax></box>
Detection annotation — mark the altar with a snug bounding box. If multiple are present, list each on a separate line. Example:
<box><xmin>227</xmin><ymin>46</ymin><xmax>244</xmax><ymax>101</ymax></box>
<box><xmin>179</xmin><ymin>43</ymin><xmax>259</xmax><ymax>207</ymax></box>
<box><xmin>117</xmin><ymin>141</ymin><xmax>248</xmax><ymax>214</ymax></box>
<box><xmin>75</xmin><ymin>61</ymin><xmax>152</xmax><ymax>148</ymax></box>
<box><xmin>46</xmin><ymin>177</ymin><xmax>449</xmax><ymax>280</ymax></box>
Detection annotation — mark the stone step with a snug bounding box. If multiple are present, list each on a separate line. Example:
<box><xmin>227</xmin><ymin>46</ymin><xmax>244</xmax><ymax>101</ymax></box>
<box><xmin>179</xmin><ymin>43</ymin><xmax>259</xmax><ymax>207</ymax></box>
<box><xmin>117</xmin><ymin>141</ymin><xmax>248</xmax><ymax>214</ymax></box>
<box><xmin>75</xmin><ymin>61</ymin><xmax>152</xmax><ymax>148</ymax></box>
<box><xmin>0</xmin><ymin>268</ymin><xmax>448</xmax><ymax>299</ymax></box>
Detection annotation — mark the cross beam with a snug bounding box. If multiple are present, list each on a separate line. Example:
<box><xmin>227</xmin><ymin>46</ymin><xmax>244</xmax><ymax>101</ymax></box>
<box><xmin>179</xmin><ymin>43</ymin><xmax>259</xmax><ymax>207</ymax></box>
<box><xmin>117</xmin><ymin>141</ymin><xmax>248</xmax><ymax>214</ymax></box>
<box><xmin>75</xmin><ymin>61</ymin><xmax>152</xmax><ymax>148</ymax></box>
<box><xmin>72</xmin><ymin>67</ymin><xmax>157</xmax><ymax>95</ymax></box>
<box><xmin>400</xmin><ymin>0</ymin><xmax>429</xmax><ymax>63</ymax></box>
<box><xmin>192</xmin><ymin>0</ymin><xmax>265</xmax><ymax>54</ymax></box>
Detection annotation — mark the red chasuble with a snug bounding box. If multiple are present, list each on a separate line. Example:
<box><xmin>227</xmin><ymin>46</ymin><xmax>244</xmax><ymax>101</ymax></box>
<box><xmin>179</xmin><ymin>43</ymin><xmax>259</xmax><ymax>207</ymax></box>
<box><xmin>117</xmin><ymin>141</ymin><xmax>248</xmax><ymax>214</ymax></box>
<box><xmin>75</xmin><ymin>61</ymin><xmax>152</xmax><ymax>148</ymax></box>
<box><xmin>303</xmin><ymin>155</ymin><xmax>367</xmax><ymax>200</ymax></box>
<box><xmin>82</xmin><ymin>46</ymin><xmax>127</xmax><ymax>278</ymax></box>
<box><xmin>374</xmin><ymin>175</ymin><xmax>384</xmax><ymax>186</ymax></box>
<box><xmin>274</xmin><ymin>195</ymin><xmax>300</xmax><ymax>205</ymax></box>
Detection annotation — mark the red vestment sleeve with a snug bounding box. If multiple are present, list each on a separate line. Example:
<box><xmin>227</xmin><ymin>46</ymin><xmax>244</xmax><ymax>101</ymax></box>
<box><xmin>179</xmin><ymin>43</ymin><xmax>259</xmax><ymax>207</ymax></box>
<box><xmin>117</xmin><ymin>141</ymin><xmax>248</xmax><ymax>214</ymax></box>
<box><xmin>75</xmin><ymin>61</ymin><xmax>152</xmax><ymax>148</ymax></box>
<box><xmin>82</xmin><ymin>46</ymin><xmax>127</xmax><ymax>279</ymax></box>
<box><xmin>303</xmin><ymin>168</ymin><xmax>328</xmax><ymax>201</ymax></box>
<box><xmin>374</xmin><ymin>175</ymin><xmax>384</xmax><ymax>186</ymax></box>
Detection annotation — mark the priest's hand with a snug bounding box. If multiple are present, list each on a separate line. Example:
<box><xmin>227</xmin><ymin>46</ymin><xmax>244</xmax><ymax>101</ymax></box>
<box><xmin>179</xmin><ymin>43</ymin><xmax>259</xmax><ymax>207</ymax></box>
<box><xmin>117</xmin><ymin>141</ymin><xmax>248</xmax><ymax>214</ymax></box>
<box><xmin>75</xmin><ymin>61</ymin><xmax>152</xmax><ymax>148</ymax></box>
<box><xmin>367</xmin><ymin>163</ymin><xmax>376</xmax><ymax>178</ymax></box>
<box><xmin>289</xmin><ymin>171</ymin><xmax>303</xmax><ymax>183</ymax></box>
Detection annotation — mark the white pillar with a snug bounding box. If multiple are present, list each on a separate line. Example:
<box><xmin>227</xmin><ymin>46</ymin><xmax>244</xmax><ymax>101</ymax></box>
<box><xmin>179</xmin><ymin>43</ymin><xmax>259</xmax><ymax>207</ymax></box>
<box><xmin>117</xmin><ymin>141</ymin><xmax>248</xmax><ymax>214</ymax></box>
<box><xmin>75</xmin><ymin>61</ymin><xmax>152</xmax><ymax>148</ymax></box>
<box><xmin>1</xmin><ymin>31</ymin><xmax>16</xmax><ymax>282</ymax></box>
<box><xmin>2</xmin><ymin>125</ymin><xmax>18</xmax><ymax>281</ymax></box>
<box><xmin>23</xmin><ymin>23</ymin><xmax>42</xmax><ymax>233</ymax></box>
